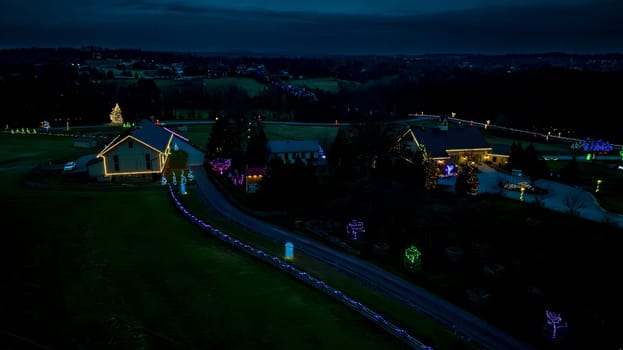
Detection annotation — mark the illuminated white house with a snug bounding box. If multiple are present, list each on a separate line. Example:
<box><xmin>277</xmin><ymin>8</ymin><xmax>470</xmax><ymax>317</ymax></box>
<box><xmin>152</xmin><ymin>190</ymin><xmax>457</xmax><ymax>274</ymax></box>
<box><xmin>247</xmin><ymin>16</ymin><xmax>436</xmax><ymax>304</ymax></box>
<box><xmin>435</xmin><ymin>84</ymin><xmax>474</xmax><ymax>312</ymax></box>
<box><xmin>89</xmin><ymin>119</ymin><xmax>174</xmax><ymax>182</ymax></box>
<box><xmin>396</xmin><ymin>118</ymin><xmax>501</xmax><ymax>174</ymax></box>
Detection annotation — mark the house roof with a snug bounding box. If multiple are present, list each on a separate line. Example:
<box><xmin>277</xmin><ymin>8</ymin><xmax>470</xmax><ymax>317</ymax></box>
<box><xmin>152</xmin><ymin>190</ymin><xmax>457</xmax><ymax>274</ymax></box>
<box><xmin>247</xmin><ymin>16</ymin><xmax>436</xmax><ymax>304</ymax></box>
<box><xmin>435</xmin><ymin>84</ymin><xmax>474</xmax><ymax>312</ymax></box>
<box><xmin>246</xmin><ymin>167</ymin><xmax>267</xmax><ymax>176</ymax></box>
<box><xmin>131</xmin><ymin>119</ymin><xmax>173</xmax><ymax>152</ymax></box>
<box><xmin>267</xmin><ymin>140</ymin><xmax>320</xmax><ymax>154</ymax></box>
<box><xmin>98</xmin><ymin>119</ymin><xmax>173</xmax><ymax>156</ymax></box>
<box><xmin>489</xmin><ymin>143</ymin><xmax>512</xmax><ymax>156</ymax></box>
<box><xmin>411</xmin><ymin>126</ymin><xmax>491</xmax><ymax>158</ymax></box>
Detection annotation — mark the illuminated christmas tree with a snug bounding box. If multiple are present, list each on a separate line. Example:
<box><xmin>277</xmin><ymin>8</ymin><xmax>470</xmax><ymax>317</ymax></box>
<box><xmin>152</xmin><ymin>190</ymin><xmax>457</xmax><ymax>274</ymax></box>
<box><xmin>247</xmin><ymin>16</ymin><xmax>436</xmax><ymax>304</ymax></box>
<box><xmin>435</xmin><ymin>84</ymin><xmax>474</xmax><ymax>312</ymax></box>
<box><xmin>109</xmin><ymin>103</ymin><xmax>124</xmax><ymax>125</ymax></box>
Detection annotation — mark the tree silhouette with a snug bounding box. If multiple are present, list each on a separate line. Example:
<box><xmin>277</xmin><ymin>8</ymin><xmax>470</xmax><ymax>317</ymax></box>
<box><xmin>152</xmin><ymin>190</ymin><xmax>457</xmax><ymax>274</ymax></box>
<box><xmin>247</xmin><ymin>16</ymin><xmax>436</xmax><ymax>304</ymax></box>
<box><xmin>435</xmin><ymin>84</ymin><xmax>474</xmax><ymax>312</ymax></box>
<box><xmin>246</xmin><ymin>120</ymin><xmax>269</xmax><ymax>167</ymax></box>
<box><xmin>329</xmin><ymin>127</ymin><xmax>356</xmax><ymax>178</ymax></box>
<box><xmin>455</xmin><ymin>163</ymin><xmax>479</xmax><ymax>196</ymax></box>
<box><xmin>506</xmin><ymin>142</ymin><xmax>524</xmax><ymax>171</ymax></box>
<box><xmin>206</xmin><ymin>115</ymin><xmax>242</xmax><ymax>159</ymax></box>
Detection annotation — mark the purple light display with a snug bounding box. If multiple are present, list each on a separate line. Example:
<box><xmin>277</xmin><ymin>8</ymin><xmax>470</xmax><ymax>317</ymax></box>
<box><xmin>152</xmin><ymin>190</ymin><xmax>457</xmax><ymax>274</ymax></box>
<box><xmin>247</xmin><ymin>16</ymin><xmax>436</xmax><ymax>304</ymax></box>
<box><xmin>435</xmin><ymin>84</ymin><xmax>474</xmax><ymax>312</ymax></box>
<box><xmin>346</xmin><ymin>219</ymin><xmax>365</xmax><ymax>241</ymax></box>
<box><xmin>209</xmin><ymin>158</ymin><xmax>231</xmax><ymax>174</ymax></box>
<box><xmin>545</xmin><ymin>310</ymin><xmax>568</xmax><ymax>340</ymax></box>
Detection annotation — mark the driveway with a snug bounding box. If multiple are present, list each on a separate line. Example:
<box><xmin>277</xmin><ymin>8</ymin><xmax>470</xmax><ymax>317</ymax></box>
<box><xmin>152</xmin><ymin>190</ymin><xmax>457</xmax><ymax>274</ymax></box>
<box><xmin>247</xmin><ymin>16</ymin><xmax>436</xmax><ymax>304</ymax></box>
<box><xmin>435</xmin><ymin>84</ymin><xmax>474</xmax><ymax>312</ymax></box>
<box><xmin>173</xmin><ymin>136</ymin><xmax>204</xmax><ymax>166</ymax></box>
<box><xmin>438</xmin><ymin>164</ymin><xmax>623</xmax><ymax>228</ymax></box>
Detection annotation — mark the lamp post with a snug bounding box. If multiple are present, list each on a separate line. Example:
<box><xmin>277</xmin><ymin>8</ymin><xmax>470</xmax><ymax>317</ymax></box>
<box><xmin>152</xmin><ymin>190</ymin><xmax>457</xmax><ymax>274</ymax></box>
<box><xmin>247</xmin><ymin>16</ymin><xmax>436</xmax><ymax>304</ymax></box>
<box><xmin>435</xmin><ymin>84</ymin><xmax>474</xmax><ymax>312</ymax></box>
<box><xmin>595</xmin><ymin>179</ymin><xmax>602</xmax><ymax>193</ymax></box>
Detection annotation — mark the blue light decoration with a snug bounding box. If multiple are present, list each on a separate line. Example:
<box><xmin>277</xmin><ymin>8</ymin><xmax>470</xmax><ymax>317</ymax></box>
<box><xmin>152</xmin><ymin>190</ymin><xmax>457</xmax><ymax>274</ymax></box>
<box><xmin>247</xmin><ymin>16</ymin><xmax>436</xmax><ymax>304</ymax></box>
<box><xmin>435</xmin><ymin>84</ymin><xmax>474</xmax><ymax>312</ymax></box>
<box><xmin>346</xmin><ymin>219</ymin><xmax>365</xmax><ymax>241</ymax></box>
<box><xmin>166</xmin><ymin>184</ymin><xmax>432</xmax><ymax>350</ymax></box>
<box><xmin>444</xmin><ymin>163</ymin><xmax>456</xmax><ymax>176</ymax></box>
<box><xmin>180</xmin><ymin>170</ymin><xmax>187</xmax><ymax>195</ymax></box>
<box><xmin>581</xmin><ymin>137</ymin><xmax>613</xmax><ymax>153</ymax></box>
<box><xmin>319</xmin><ymin>145</ymin><xmax>327</xmax><ymax>159</ymax></box>
<box><xmin>284</xmin><ymin>242</ymin><xmax>294</xmax><ymax>260</ymax></box>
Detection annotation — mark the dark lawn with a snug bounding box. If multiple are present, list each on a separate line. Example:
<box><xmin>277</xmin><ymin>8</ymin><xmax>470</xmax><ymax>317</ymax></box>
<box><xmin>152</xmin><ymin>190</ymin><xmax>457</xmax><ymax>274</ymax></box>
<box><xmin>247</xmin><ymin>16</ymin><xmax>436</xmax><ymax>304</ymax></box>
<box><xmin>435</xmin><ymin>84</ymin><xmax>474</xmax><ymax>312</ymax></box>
<box><xmin>1</xmin><ymin>133</ymin><xmax>418</xmax><ymax>350</ymax></box>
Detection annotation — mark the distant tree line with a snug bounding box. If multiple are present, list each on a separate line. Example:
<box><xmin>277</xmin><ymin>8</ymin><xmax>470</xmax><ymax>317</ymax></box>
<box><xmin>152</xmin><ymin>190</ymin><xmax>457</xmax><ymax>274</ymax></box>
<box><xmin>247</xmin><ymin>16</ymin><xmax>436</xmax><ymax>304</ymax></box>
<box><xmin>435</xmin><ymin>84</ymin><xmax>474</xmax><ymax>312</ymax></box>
<box><xmin>2</xmin><ymin>49</ymin><xmax>622</xmax><ymax>144</ymax></box>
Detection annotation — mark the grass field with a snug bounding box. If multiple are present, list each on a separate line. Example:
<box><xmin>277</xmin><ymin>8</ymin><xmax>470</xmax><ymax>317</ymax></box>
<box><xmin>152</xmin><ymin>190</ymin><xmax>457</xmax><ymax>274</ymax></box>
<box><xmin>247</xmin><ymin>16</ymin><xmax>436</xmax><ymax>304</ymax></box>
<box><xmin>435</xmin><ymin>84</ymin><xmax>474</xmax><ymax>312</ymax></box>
<box><xmin>287</xmin><ymin>78</ymin><xmax>361</xmax><ymax>93</ymax></box>
<box><xmin>102</xmin><ymin>77</ymin><xmax>267</xmax><ymax>99</ymax></box>
<box><xmin>0</xmin><ymin>133</ymin><xmax>473</xmax><ymax>350</ymax></box>
<box><xmin>202</xmin><ymin>77</ymin><xmax>268</xmax><ymax>97</ymax></box>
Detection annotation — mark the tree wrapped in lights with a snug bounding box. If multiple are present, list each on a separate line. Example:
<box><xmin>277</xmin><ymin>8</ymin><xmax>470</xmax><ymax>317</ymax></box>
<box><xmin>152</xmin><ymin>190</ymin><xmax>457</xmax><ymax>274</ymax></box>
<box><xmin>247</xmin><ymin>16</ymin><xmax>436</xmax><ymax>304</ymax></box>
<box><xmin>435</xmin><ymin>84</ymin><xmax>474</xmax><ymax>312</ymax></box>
<box><xmin>422</xmin><ymin>156</ymin><xmax>438</xmax><ymax>190</ymax></box>
<box><xmin>455</xmin><ymin>163</ymin><xmax>479</xmax><ymax>196</ymax></box>
<box><xmin>109</xmin><ymin>103</ymin><xmax>124</xmax><ymax>125</ymax></box>
<box><xmin>404</xmin><ymin>245</ymin><xmax>422</xmax><ymax>271</ymax></box>
<box><xmin>346</xmin><ymin>219</ymin><xmax>365</xmax><ymax>241</ymax></box>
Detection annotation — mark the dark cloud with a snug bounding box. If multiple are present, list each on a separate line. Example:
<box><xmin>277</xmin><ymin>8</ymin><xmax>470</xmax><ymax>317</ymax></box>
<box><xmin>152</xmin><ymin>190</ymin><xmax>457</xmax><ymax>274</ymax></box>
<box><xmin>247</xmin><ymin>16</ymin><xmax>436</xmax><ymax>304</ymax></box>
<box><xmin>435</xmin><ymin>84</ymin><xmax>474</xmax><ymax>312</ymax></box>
<box><xmin>0</xmin><ymin>0</ymin><xmax>621</xmax><ymax>54</ymax></box>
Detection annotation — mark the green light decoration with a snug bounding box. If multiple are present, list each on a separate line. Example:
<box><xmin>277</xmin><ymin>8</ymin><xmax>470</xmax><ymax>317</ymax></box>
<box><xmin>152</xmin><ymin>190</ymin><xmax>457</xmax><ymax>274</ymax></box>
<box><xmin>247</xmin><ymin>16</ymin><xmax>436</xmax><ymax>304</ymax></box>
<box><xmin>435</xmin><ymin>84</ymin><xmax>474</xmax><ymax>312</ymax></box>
<box><xmin>619</xmin><ymin>149</ymin><xmax>623</xmax><ymax>160</ymax></box>
<box><xmin>404</xmin><ymin>245</ymin><xmax>422</xmax><ymax>271</ymax></box>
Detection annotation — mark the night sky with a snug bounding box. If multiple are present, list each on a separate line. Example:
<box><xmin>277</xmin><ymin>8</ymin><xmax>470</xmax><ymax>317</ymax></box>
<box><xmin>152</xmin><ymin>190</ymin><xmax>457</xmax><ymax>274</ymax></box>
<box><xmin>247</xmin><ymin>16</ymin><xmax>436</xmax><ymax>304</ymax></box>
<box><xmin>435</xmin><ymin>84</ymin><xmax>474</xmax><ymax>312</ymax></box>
<box><xmin>1</xmin><ymin>0</ymin><xmax>622</xmax><ymax>55</ymax></box>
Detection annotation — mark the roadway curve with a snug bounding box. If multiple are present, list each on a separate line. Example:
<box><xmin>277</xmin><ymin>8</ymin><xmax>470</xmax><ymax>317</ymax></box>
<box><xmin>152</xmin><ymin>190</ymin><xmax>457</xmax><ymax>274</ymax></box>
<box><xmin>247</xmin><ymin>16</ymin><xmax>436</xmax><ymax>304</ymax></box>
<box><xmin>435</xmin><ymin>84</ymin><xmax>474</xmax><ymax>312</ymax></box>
<box><xmin>189</xmin><ymin>163</ymin><xmax>535</xmax><ymax>350</ymax></box>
